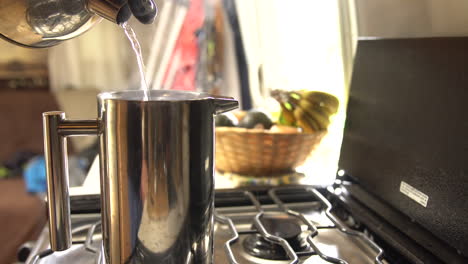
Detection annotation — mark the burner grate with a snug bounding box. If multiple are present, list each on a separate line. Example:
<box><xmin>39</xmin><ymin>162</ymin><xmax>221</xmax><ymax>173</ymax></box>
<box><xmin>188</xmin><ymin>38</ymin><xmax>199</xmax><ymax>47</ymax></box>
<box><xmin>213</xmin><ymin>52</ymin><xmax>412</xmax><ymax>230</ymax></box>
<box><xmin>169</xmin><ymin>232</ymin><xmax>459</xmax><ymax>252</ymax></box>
<box><xmin>214</xmin><ymin>187</ymin><xmax>386</xmax><ymax>264</ymax></box>
<box><xmin>214</xmin><ymin>190</ymin><xmax>300</xmax><ymax>264</ymax></box>
<box><xmin>29</xmin><ymin>220</ymin><xmax>102</xmax><ymax>264</ymax></box>
<box><xmin>84</xmin><ymin>221</ymin><xmax>101</xmax><ymax>253</ymax></box>
<box><xmin>245</xmin><ymin>191</ymin><xmax>299</xmax><ymax>263</ymax></box>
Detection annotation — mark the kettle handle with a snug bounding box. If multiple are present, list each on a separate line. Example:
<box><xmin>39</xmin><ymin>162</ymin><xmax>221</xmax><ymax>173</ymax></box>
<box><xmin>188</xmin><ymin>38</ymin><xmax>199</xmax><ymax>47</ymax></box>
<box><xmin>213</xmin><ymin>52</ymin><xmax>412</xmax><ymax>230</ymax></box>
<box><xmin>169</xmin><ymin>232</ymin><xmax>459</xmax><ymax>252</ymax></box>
<box><xmin>43</xmin><ymin>112</ymin><xmax>100</xmax><ymax>251</ymax></box>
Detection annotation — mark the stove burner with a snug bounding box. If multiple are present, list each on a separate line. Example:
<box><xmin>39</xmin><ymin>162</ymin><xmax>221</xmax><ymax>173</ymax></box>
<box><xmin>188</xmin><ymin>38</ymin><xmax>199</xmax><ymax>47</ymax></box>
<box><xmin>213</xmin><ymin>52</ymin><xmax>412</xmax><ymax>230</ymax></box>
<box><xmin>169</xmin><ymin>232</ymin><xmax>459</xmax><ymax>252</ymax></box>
<box><xmin>242</xmin><ymin>215</ymin><xmax>309</xmax><ymax>260</ymax></box>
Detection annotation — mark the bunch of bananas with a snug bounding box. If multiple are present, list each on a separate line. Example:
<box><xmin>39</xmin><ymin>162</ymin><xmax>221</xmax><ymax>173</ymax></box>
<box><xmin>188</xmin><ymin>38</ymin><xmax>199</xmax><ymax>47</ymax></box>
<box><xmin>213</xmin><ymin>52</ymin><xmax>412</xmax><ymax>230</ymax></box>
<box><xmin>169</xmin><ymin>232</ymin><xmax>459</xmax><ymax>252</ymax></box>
<box><xmin>273</xmin><ymin>90</ymin><xmax>339</xmax><ymax>133</ymax></box>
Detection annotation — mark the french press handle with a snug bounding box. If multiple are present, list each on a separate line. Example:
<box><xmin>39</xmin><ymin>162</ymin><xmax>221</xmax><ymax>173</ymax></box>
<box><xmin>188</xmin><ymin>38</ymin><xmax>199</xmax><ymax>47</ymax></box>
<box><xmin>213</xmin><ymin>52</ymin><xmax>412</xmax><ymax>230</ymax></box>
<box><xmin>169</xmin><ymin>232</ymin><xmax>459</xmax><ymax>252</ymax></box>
<box><xmin>43</xmin><ymin>111</ymin><xmax>100</xmax><ymax>251</ymax></box>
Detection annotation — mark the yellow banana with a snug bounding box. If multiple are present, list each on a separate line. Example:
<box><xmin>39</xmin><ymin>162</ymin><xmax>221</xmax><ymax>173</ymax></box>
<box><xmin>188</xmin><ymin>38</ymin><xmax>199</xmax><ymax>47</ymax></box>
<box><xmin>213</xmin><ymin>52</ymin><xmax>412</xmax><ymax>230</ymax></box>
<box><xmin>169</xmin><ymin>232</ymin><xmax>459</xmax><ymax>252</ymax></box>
<box><xmin>298</xmin><ymin>99</ymin><xmax>330</xmax><ymax>130</ymax></box>
<box><xmin>297</xmin><ymin>119</ymin><xmax>315</xmax><ymax>133</ymax></box>
<box><xmin>298</xmin><ymin>97</ymin><xmax>333</xmax><ymax>116</ymax></box>
<box><xmin>272</xmin><ymin>89</ymin><xmax>338</xmax><ymax>131</ymax></box>
<box><xmin>298</xmin><ymin>90</ymin><xmax>339</xmax><ymax>114</ymax></box>
<box><xmin>302</xmin><ymin>112</ymin><xmax>321</xmax><ymax>132</ymax></box>
<box><xmin>293</xmin><ymin>107</ymin><xmax>320</xmax><ymax>132</ymax></box>
<box><xmin>279</xmin><ymin>103</ymin><xmax>296</xmax><ymax>126</ymax></box>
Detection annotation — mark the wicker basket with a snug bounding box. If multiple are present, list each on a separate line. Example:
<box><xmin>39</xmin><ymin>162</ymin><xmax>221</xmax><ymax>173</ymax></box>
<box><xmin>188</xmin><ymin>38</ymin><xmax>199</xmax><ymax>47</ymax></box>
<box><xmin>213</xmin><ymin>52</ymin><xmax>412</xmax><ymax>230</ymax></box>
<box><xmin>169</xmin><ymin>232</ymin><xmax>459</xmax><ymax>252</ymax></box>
<box><xmin>215</xmin><ymin>127</ymin><xmax>325</xmax><ymax>176</ymax></box>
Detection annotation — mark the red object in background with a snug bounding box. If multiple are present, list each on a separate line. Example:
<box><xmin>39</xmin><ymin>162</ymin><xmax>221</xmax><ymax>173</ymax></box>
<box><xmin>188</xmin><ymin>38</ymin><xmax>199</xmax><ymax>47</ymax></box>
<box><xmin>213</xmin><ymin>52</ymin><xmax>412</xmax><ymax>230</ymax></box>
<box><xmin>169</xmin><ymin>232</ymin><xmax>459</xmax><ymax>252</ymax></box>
<box><xmin>162</xmin><ymin>0</ymin><xmax>204</xmax><ymax>91</ymax></box>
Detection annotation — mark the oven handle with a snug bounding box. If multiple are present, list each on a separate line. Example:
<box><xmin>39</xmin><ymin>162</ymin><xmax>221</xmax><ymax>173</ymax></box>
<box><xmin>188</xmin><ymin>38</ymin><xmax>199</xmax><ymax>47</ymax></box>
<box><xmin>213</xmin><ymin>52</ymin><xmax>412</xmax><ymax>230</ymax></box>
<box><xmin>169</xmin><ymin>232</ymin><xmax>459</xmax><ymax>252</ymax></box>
<box><xmin>43</xmin><ymin>111</ymin><xmax>100</xmax><ymax>251</ymax></box>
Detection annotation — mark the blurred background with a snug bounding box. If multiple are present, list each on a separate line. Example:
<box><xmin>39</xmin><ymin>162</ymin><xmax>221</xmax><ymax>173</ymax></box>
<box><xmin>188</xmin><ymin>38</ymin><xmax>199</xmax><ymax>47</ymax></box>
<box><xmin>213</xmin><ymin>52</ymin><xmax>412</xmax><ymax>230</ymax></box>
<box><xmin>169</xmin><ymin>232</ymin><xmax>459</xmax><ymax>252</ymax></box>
<box><xmin>0</xmin><ymin>0</ymin><xmax>353</xmax><ymax>189</ymax></box>
<box><xmin>2</xmin><ymin>0</ymin><xmax>468</xmax><ymax>262</ymax></box>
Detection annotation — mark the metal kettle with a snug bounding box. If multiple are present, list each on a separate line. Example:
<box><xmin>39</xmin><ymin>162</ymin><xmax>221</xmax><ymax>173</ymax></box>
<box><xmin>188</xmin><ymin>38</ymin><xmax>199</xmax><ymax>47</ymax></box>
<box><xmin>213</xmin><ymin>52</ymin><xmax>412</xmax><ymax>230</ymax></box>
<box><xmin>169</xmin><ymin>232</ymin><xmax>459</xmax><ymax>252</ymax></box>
<box><xmin>0</xmin><ymin>0</ymin><xmax>157</xmax><ymax>48</ymax></box>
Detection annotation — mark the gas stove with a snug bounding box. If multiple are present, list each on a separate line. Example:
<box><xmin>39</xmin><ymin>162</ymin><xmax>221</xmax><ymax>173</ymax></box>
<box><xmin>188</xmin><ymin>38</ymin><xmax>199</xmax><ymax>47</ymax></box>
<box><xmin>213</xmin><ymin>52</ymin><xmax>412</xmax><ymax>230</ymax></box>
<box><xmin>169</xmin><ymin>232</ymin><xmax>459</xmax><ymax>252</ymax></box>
<box><xmin>20</xmin><ymin>184</ymin><xmax>414</xmax><ymax>264</ymax></box>
<box><xmin>21</xmin><ymin>180</ymin><xmax>468</xmax><ymax>264</ymax></box>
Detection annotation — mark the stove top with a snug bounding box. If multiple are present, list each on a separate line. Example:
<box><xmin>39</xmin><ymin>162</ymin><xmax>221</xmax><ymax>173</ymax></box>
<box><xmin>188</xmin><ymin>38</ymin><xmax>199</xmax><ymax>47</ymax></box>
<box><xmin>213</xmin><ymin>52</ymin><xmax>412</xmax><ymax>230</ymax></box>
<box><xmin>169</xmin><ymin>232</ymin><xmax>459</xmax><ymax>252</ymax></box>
<box><xmin>213</xmin><ymin>188</ymin><xmax>384</xmax><ymax>263</ymax></box>
<box><xmin>24</xmin><ymin>186</ymin><xmax>391</xmax><ymax>264</ymax></box>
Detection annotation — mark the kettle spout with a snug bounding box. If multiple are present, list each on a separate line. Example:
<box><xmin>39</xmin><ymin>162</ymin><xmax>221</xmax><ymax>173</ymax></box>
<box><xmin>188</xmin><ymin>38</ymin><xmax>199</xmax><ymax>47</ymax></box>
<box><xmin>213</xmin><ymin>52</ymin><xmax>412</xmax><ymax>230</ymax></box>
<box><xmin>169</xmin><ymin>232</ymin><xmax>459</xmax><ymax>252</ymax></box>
<box><xmin>88</xmin><ymin>0</ymin><xmax>158</xmax><ymax>24</ymax></box>
<box><xmin>87</xmin><ymin>0</ymin><xmax>126</xmax><ymax>24</ymax></box>
<box><xmin>212</xmin><ymin>96</ymin><xmax>239</xmax><ymax>114</ymax></box>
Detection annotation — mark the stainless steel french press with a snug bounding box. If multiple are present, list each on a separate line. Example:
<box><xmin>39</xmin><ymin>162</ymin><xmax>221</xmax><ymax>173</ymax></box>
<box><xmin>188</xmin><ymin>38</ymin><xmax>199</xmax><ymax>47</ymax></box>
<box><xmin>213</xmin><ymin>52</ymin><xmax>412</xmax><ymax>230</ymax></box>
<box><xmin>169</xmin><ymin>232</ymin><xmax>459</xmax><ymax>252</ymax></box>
<box><xmin>43</xmin><ymin>90</ymin><xmax>238</xmax><ymax>263</ymax></box>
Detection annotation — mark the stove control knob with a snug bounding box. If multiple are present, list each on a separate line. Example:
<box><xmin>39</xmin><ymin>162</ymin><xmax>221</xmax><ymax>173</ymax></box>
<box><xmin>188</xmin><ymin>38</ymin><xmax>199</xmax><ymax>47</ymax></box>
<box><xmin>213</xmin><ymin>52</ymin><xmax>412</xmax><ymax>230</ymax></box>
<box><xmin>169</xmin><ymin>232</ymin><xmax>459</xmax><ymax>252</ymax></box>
<box><xmin>17</xmin><ymin>241</ymin><xmax>34</xmax><ymax>262</ymax></box>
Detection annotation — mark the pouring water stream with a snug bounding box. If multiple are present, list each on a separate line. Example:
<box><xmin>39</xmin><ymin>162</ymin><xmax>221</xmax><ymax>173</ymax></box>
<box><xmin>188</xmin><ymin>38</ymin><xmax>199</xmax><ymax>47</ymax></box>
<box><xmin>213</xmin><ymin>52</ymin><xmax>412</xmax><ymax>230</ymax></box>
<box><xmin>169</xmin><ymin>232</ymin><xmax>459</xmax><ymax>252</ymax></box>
<box><xmin>121</xmin><ymin>22</ymin><xmax>150</xmax><ymax>101</ymax></box>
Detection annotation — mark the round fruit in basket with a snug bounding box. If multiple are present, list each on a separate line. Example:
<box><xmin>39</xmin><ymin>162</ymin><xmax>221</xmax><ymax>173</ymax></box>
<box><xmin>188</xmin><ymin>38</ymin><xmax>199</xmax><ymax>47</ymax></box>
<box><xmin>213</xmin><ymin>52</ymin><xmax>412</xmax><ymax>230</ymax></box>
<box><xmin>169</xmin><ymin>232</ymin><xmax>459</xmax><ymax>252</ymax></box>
<box><xmin>215</xmin><ymin>112</ymin><xmax>238</xmax><ymax>127</ymax></box>
<box><xmin>238</xmin><ymin>111</ymin><xmax>273</xmax><ymax>129</ymax></box>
